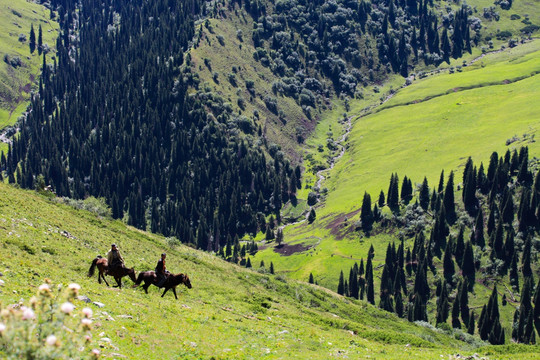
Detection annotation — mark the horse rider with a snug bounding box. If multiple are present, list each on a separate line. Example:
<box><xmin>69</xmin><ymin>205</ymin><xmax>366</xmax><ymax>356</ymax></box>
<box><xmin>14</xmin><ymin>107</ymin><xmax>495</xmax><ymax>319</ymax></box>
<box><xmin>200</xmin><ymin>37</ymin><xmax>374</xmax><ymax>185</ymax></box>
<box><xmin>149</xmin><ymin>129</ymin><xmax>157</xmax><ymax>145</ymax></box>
<box><xmin>155</xmin><ymin>253</ymin><xmax>169</xmax><ymax>287</ymax></box>
<box><xmin>106</xmin><ymin>243</ymin><xmax>125</xmax><ymax>274</ymax></box>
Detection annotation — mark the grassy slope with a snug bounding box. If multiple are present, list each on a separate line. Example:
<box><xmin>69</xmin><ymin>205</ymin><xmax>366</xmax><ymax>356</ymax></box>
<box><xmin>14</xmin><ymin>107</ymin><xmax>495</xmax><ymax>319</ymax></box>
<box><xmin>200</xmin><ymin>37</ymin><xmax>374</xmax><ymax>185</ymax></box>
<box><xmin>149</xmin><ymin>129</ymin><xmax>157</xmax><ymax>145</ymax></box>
<box><xmin>4</xmin><ymin>182</ymin><xmax>528</xmax><ymax>359</ymax></box>
<box><xmin>0</xmin><ymin>0</ymin><xmax>58</xmax><ymax>155</ymax></box>
<box><xmin>253</xmin><ymin>40</ymin><xmax>540</xmax><ymax>346</ymax></box>
<box><xmin>190</xmin><ymin>8</ymin><xmax>323</xmax><ymax>162</ymax></box>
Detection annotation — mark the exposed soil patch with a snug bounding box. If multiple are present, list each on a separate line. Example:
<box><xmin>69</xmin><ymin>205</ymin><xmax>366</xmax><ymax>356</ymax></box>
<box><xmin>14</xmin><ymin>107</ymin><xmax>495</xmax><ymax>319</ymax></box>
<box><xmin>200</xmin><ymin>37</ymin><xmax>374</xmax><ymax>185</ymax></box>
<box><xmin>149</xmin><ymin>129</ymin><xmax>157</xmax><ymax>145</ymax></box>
<box><xmin>273</xmin><ymin>243</ymin><xmax>311</xmax><ymax>256</ymax></box>
<box><xmin>326</xmin><ymin>208</ymin><xmax>360</xmax><ymax>240</ymax></box>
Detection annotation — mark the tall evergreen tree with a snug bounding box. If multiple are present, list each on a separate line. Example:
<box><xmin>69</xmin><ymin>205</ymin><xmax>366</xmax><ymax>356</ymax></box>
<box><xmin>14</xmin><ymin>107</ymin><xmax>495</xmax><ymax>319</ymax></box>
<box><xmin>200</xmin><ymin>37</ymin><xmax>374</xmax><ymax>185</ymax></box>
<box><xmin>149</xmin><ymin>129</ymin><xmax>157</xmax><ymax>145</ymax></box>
<box><xmin>461</xmin><ymin>241</ymin><xmax>475</xmax><ymax>291</ymax></box>
<box><xmin>361</xmin><ymin>192</ymin><xmax>374</xmax><ymax>234</ymax></box>
<box><xmin>337</xmin><ymin>270</ymin><xmax>345</xmax><ymax>295</ymax></box>
<box><xmin>29</xmin><ymin>24</ymin><xmax>36</xmax><ymax>54</ymax></box>
<box><xmin>443</xmin><ymin>171</ymin><xmax>456</xmax><ymax>224</ymax></box>
<box><xmin>366</xmin><ymin>255</ymin><xmax>375</xmax><ymax>305</ymax></box>
<box><xmin>419</xmin><ymin>177</ymin><xmax>430</xmax><ymax>210</ymax></box>
<box><xmin>436</xmin><ymin>280</ymin><xmax>450</xmax><ymax>325</ymax></box>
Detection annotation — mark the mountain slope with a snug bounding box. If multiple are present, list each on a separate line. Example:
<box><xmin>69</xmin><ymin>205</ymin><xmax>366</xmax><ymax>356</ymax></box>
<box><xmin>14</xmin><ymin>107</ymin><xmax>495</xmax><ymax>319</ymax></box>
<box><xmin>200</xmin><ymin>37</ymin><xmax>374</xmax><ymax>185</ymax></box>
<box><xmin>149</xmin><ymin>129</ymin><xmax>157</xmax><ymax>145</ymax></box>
<box><xmin>3</xmin><ymin>182</ymin><xmax>533</xmax><ymax>358</ymax></box>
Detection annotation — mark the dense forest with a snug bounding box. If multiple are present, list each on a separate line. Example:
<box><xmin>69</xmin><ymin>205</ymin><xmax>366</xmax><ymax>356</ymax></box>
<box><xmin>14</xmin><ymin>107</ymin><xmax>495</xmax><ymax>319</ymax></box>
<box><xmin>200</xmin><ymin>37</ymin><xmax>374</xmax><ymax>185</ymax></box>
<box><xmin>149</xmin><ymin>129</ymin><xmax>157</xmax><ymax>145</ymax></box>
<box><xmin>1</xmin><ymin>0</ymin><xmax>298</xmax><ymax>250</ymax></box>
<box><xmin>336</xmin><ymin>147</ymin><xmax>540</xmax><ymax>344</ymax></box>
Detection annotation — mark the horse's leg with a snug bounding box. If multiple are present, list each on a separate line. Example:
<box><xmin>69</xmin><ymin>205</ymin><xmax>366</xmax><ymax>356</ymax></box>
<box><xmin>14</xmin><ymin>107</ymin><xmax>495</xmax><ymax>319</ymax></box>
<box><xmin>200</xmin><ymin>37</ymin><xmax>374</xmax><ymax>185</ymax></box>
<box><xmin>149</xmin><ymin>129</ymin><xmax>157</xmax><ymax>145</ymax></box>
<box><xmin>101</xmin><ymin>273</ymin><xmax>110</xmax><ymax>287</ymax></box>
<box><xmin>172</xmin><ymin>287</ymin><xmax>178</xmax><ymax>300</ymax></box>
<box><xmin>98</xmin><ymin>271</ymin><xmax>102</xmax><ymax>284</ymax></box>
<box><xmin>143</xmin><ymin>282</ymin><xmax>150</xmax><ymax>294</ymax></box>
<box><xmin>113</xmin><ymin>276</ymin><xmax>121</xmax><ymax>288</ymax></box>
<box><xmin>161</xmin><ymin>287</ymin><xmax>170</xmax><ymax>298</ymax></box>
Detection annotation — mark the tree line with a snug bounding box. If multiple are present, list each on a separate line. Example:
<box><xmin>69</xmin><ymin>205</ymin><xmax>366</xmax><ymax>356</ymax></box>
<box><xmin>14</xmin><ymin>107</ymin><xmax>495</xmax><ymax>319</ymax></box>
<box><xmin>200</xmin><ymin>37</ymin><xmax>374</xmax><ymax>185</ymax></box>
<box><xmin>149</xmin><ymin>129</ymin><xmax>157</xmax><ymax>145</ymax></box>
<box><xmin>1</xmin><ymin>0</ymin><xmax>299</xmax><ymax>251</ymax></box>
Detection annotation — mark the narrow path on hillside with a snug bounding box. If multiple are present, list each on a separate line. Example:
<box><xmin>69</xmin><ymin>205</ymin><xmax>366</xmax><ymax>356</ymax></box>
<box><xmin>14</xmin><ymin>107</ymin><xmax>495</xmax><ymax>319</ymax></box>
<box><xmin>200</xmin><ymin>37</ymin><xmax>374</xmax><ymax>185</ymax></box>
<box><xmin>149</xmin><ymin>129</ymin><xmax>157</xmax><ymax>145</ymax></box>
<box><xmin>366</xmin><ymin>40</ymin><xmax>539</xmax><ymax>116</ymax></box>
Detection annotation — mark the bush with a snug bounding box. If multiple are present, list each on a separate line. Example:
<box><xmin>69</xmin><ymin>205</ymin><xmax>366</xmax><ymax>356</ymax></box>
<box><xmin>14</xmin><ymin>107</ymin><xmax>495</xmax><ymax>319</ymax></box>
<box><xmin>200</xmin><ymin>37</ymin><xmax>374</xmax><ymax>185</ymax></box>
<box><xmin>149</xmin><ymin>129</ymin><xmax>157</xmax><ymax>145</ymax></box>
<box><xmin>520</xmin><ymin>24</ymin><xmax>540</xmax><ymax>34</ymax></box>
<box><xmin>0</xmin><ymin>282</ymin><xmax>99</xmax><ymax>359</ymax></box>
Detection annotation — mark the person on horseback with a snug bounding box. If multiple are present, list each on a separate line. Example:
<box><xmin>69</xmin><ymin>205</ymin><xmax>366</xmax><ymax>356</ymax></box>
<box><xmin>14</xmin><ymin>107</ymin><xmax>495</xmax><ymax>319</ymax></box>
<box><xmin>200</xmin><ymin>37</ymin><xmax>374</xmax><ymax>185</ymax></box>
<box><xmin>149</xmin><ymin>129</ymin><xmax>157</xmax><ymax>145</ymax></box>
<box><xmin>155</xmin><ymin>253</ymin><xmax>168</xmax><ymax>287</ymax></box>
<box><xmin>106</xmin><ymin>244</ymin><xmax>125</xmax><ymax>275</ymax></box>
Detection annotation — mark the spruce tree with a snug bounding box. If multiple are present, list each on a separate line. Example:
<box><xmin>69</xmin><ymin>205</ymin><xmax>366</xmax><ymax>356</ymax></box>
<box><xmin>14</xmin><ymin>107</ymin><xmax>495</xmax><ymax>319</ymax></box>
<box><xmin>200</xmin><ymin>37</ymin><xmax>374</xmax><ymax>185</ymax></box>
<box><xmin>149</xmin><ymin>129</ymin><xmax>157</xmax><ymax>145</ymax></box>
<box><xmin>467</xmin><ymin>310</ymin><xmax>475</xmax><ymax>335</ymax></box>
<box><xmin>308</xmin><ymin>208</ymin><xmax>316</xmax><ymax>224</ymax></box>
<box><xmin>270</xmin><ymin>262</ymin><xmax>275</xmax><ymax>274</ymax></box>
<box><xmin>378</xmin><ymin>190</ymin><xmax>385</xmax><ymax>207</ymax></box>
<box><xmin>349</xmin><ymin>265</ymin><xmax>359</xmax><ymax>299</ymax></box>
<box><xmin>419</xmin><ymin>177</ymin><xmax>430</xmax><ymax>210</ymax></box>
<box><xmin>361</xmin><ymin>192</ymin><xmax>374</xmax><ymax>234</ymax></box>
<box><xmin>461</xmin><ymin>241</ymin><xmax>475</xmax><ymax>291</ymax></box>
<box><xmin>443</xmin><ymin>245</ymin><xmax>455</xmax><ymax>285</ymax></box>
<box><xmin>438</xmin><ymin>170</ymin><xmax>445</xmax><ymax>194</ymax></box>
<box><xmin>452</xmin><ymin>296</ymin><xmax>461</xmax><ymax>329</ymax></box>
<box><xmin>454</xmin><ymin>226</ymin><xmax>465</xmax><ymax>267</ymax></box>
<box><xmin>509</xmin><ymin>252</ymin><xmax>520</xmax><ymax>292</ymax></box>
<box><xmin>246</xmin><ymin>258</ymin><xmax>252</xmax><ymax>268</ymax></box>
<box><xmin>379</xmin><ymin>264</ymin><xmax>394</xmax><ymax>312</ymax></box>
<box><xmin>366</xmin><ymin>255</ymin><xmax>375</xmax><ymax>305</ymax></box>
<box><xmin>309</xmin><ymin>273</ymin><xmax>314</xmax><ymax>284</ymax></box>
<box><xmin>338</xmin><ymin>270</ymin><xmax>345</xmax><ymax>295</ymax></box>
<box><xmin>443</xmin><ymin>171</ymin><xmax>456</xmax><ymax>224</ymax></box>
<box><xmin>474</xmin><ymin>209</ymin><xmax>485</xmax><ymax>248</ymax></box>
<box><xmin>436</xmin><ymin>280</ymin><xmax>450</xmax><ymax>325</ymax></box>
<box><xmin>459</xmin><ymin>278</ymin><xmax>470</xmax><ymax>325</ymax></box>
<box><xmin>38</xmin><ymin>24</ymin><xmax>43</xmax><ymax>55</ymax></box>
<box><xmin>522</xmin><ymin>235</ymin><xmax>532</xmax><ymax>278</ymax></box>
<box><xmin>29</xmin><ymin>24</ymin><xmax>36</xmax><ymax>54</ymax></box>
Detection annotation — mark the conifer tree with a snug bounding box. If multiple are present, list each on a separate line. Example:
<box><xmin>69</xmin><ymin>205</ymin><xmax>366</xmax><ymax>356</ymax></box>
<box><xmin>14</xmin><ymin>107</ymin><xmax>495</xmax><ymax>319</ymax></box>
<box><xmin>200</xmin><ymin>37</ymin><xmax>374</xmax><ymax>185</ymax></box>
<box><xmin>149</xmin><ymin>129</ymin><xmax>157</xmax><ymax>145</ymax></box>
<box><xmin>395</xmin><ymin>291</ymin><xmax>404</xmax><ymax>318</ymax></box>
<box><xmin>270</xmin><ymin>262</ymin><xmax>275</xmax><ymax>274</ymax></box>
<box><xmin>405</xmin><ymin>247</ymin><xmax>412</xmax><ymax>276</ymax></box>
<box><xmin>501</xmin><ymin>190</ymin><xmax>515</xmax><ymax>225</ymax></box>
<box><xmin>461</xmin><ymin>241</ymin><xmax>475</xmax><ymax>291</ymax></box>
<box><xmin>309</xmin><ymin>273</ymin><xmax>314</xmax><ymax>284</ymax></box>
<box><xmin>467</xmin><ymin>310</ymin><xmax>475</xmax><ymax>335</ymax></box>
<box><xmin>452</xmin><ymin>296</ymin><xmax>461</xmax><ymax>329</ymax></box>
<box><xmin>454</xmin><ymin>226</ymin><xmax>465</xmax><ymax>267</ymax></box>
<box><xmin>522</xmin><ymin>235</ymin><xmax>532</xmax><ymax>278</ymax></box>
<box><xmin>378</xmin><ymin>190</ymin><xmax>385</xmax><ymax>207</ymax></box>
<box><xmin>366</xmin><ymin>255</ymin><xmax>375</xmax><ymax>305</ymax></box>
<box><xmin>308</xmin><ymin>208</ymin><xmax>316</xmax><ymax>224</ymax></box>
<box><xmin>401</xmin><ymin>176</ymin><xmax>413</xmax><ymax>204</ymax></box>
<box><xmin>38</xmin><ymin>24</ymin><xmax>43</xmax><ymax>55</ymax></box>
<box><xmin>509</xmin><ymin>252</ymin><xmax>520</xmax><ymax>292</ymax></box>
<box><xmin>436</xmin><ymin>280</ymin><xmax>450</xmax><ymax>325</ymax></box>
<box><xmin>29</xmin><ymin>24</ymin><xmax>36</xmax><ymax>54</ymax></box>
<box><xmin>443</xmin><ymin>245</ymin><xmax>455</xmax><ymax>285</ymax></box>
<box><xmin>419</xmin><ymin>177</ymin><xmax>430</xmax><ymax>210</ymax></box>
<box><xmin>338</xmin><ymin>270</ymin><xmax>345</xmax><ymax>295</ymax></box>
<box><xmin>438</xmin><ymin>170</ymin><xmax>445</xmax><ymax>194</ymax></box>
<box><xmin>474</xmin><ymin>209</ymin><xmax>485</xmax><ymax>248</ymax></box>
<box><xmin>379</xmin><ymin>264</ymin><xmax>394</xmax><ymax>312</ymax></box>
<box><xmin>533</xmin><ymin>278</ymin><xmax>540</xmax><ymax>335</ymax></box>
<box><xmin>349</xmin><ymin>265</ymin><xmax>359</xmax><ymax>299</ymax></box>
<box><xmin>441</xmin><ymin>28</ymin><xmax>451</xmax><ymax>63</ymax></box>
<box><xmin>361</xmin><ymin>192</ymin><xmax>374</xmax><ymax>234</ymax></box>
<box><xmin>443</xmin><ymin>171</ymin><xmax>456</xmax><ymax>224</ymax></box>
<box><xmin>246</xmin><ymin>258</ymin><xmax>252</xmax><ymax>268</ymax></box>
<box><xmin>459</xmin><ymin>278</ymin><xmax>470</xmax><ymax>325</ymax></box>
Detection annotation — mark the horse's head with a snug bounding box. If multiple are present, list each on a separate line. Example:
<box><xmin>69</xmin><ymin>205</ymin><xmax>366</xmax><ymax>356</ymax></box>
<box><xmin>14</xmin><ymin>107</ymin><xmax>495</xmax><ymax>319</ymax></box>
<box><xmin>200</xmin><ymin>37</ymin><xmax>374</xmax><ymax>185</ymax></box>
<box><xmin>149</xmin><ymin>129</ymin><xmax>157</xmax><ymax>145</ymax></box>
<box><xmin>182</xmin><ymin>274</ymin><xmax>192</xmax><ymax>289</ymax></box>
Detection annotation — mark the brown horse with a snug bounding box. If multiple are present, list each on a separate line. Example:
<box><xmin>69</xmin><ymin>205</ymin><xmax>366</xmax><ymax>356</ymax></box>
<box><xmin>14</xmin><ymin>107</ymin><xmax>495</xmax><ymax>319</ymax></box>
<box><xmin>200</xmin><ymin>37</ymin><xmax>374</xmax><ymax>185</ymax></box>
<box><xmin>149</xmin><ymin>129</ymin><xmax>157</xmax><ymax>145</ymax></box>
<box><xmin>88</xmin><ymin>256</ymin><xmax>137</xmax><ymax>288</ymax></box>
<box><xmin>134</xmin><ymin>271</ymin><xmax>192</xmax><ymax>299</ymax></box>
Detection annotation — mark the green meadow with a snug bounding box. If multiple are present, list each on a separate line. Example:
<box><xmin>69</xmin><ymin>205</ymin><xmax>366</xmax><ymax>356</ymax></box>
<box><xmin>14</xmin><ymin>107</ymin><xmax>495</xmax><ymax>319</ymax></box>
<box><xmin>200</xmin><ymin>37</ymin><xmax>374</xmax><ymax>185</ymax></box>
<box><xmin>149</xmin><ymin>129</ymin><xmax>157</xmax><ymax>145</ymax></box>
<box><xmin>4</xmin><ymin>183</ymin><xmax>535</xmax><ymax>358</ymax></box>
<box><xmin>0</xmin><ymin>0</ymin><xmax>58</xmax><ymax>130</ymax></box>
<box><xmin>252</xmin><ymin>40</ymin><xmax>540</xmax><ymax>346</ymax></box>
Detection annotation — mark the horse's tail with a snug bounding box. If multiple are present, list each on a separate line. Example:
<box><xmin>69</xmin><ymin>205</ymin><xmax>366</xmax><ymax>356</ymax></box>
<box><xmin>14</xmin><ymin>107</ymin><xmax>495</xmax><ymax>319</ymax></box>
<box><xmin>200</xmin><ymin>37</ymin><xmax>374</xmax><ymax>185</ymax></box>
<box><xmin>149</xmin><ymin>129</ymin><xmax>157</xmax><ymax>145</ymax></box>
<box><xmin>88</xmin><ymin>256</ymin><xmax>100</xmax><ymax>277</ymax></box>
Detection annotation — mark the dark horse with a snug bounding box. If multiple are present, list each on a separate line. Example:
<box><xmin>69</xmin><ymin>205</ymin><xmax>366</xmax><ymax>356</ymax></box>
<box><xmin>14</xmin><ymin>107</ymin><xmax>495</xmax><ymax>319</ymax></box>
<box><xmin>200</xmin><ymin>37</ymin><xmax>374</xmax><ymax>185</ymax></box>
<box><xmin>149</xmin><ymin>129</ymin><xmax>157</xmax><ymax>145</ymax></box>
<box><xmin>134</xmin><ymin>271</ymin><xmax>192</xmax><ymax>299</ymax></box>
<box><xmin>88</xmin><ymin>256</ymin><xmax>137</xmax><ymax>288</ymax></box>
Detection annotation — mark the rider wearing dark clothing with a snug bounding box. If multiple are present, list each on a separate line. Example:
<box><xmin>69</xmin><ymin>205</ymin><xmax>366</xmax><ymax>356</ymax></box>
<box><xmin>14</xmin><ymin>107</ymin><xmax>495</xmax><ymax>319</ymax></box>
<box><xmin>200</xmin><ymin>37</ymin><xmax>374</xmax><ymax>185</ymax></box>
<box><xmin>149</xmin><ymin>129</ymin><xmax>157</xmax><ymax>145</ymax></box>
<box><xmin>155</xmin><ymin>253</ymin><xmax>168</xmax><ymax>287</ymax></box>
<box><xmin>106</xmin><ymin>244</ymin><xmax>124</xmax><ymax>274</ymax></box>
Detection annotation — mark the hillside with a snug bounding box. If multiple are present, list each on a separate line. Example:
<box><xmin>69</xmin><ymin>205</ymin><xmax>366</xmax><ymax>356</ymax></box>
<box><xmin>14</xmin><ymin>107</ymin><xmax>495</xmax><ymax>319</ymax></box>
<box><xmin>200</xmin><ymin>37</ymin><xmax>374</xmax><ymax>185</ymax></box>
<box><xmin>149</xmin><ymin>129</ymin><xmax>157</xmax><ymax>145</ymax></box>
<box><xmin>3</xmin><ymin>182</ymin><xmax>535</xmax><ymax>359</ymax></box>
<box><xmin>0</xmin><ymin>0</ymin><xmax>58</xmax><ymax>153</ymax></box>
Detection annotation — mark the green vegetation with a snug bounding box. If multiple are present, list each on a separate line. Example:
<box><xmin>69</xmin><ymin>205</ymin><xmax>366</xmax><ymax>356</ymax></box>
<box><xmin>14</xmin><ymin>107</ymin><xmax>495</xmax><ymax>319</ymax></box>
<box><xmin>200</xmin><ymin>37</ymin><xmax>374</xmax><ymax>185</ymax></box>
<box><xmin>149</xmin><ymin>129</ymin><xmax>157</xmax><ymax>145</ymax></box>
<box><xmin>3</xmin><ymin>182</ymin><xmax>531</xmax><ymax>359</ymax></box>
<box><xmin>0</xmin><ymin>0</ymin><xmax>58</xmax><ymax>130</ymax></box>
